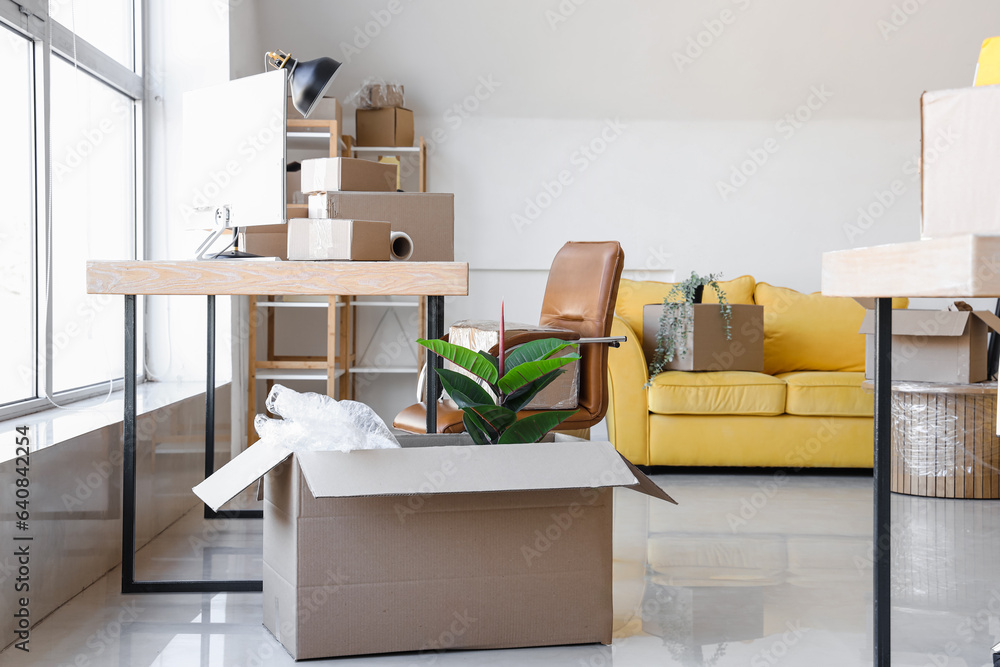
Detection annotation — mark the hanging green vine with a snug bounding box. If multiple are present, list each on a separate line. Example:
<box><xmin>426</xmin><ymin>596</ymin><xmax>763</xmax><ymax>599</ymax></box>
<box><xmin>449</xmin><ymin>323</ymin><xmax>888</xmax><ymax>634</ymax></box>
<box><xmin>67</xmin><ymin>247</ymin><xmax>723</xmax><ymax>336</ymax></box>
<box><xmin>646</xmin><ymin>272</ymin><xmax>732</xmax><ymax>385</ymax></box>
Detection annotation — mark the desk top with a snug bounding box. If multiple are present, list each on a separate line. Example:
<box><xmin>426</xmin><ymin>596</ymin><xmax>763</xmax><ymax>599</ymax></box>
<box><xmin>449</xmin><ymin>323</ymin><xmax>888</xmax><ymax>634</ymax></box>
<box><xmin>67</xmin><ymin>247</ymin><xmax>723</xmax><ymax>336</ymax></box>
<box><xmin>86</xmin><ymin>260</ymin><xmax>469</xmax><ymax>296</ymax></box>
<box><xmin>822</xmin><ymin>234</ymin><xmax>1000</xmax><ymax>298</ymax></box>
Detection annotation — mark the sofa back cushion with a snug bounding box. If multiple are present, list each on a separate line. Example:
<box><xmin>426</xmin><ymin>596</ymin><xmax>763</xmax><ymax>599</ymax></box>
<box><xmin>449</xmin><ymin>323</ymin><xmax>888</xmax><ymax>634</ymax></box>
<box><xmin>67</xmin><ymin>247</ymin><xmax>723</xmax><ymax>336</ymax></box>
<box><xmin>754</xmin><ymin>283</ymin><xmax>907</xmax><ymax>375</ymax></box>
<box><xmin>617</xmin><ymin>275</ymin><xmax>756</xmax><ymax>347</ymax></box>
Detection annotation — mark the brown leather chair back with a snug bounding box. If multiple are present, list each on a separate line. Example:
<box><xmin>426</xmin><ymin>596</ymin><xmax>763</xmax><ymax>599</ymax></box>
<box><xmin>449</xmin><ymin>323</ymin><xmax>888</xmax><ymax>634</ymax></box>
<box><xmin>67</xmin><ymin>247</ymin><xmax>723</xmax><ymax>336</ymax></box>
<box><xmin>536</xmin><ymin>241</ymin><xmax>624</xmax><ymax>427</ymax></box>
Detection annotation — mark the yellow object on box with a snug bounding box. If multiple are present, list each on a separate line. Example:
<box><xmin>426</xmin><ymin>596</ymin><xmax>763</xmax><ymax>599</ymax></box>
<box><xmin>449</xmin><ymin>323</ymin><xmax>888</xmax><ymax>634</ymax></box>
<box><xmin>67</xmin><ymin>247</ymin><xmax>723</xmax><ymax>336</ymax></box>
<box><xmin>616</xmin><ymin>275</ymin><xmax>756</xmax><ymax>348</ymax></box>
<box><xmin>975</xmin><ymin>37</ymin><xmax>1000</xmax><ymax>86</ymax></box>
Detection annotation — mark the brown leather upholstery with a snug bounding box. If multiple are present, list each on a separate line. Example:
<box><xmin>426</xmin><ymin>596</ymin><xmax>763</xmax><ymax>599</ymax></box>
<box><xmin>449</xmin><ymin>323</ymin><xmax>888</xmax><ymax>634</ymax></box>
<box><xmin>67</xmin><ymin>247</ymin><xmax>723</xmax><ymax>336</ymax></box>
<box><xmin>393</xmin><ymin>241</ymin><xmax>625</xmax><ymax>433</ymax></box>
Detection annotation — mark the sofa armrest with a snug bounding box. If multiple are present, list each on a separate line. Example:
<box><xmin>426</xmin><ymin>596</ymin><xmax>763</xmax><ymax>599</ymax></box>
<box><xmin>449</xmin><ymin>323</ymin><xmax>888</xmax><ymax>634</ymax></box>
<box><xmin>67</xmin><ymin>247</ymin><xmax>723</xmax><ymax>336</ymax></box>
<box><xmin>607</xmin><ymin>316</ymin><xmax>650</xmax><ymax>465</ymax></box>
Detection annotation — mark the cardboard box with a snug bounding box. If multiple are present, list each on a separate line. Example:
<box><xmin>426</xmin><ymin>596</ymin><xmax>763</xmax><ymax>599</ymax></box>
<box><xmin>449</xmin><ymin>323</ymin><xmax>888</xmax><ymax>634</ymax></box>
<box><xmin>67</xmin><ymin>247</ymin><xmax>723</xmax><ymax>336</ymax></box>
<box><xmin>356</xmin><ymin>107</ymin><xmax>414</xmax><ymax>147</ymax></box>
<box><xmin>300</xmin><ymin>157</ymin><xmax>397</xmax><ymax>193</ymax></box>
<box><xmin>921</xmin><ymin>86</ymin><xmax>1000</xmax><ymax>238</ymax></box>
<box><xmin>243</xmin><ymin>204</ymin><xmax>307</xmax><ymax>260</ymax></box>
<box><xmin>193</xmin><ymin>434</ymin><xmax>675</xmax><ymax>660</ymax></box>
<box><xmin>448</xmin><ymin>320</ymin><xmax>580</xmax><ymax>409</ymax></box>
<box><xmin>308</xmin><ymin>192</ymin><xmax>453</xmax><ymax>261</ymax></box>
<box><xmin>859</xmin><ymin>309</ymin><xmax>1000</xmax><ymax>383</ymax></box>
<box><xmin>641</xmin><ymin>304</ymin><xmax>764</xmax><ymax>372</ymax></box>
<box><xmin>287</xmin><ymin>218</ymin><xmax>390</xmax><ymax>261</ymax></box>
<box><xmin>286</xmin><ymin>96</ymin><xmax>342</xmax><ymax>126</ymax></box>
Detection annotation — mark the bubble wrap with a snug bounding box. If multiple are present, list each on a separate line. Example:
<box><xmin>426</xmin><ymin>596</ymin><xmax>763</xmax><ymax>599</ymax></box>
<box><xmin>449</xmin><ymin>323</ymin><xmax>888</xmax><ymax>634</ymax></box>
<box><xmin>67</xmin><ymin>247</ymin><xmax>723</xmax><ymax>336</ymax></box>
<box><xmin>254</xmin><ymin>384</ymin><xmax>399</xmax><ymax>452</ymax></box>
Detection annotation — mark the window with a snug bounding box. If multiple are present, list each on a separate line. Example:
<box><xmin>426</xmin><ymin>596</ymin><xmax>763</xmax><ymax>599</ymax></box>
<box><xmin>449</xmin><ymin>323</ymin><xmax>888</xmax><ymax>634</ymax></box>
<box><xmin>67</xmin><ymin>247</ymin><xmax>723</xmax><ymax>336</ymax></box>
<box><xmin>0</xmin><ymin>28</ymin><xmax>34</xmax><ymax>406</ymax></box>
<box><xmin>0</xmin><ymin>1</ymin><xmax>142</xmax><ymax>418</ymax></box>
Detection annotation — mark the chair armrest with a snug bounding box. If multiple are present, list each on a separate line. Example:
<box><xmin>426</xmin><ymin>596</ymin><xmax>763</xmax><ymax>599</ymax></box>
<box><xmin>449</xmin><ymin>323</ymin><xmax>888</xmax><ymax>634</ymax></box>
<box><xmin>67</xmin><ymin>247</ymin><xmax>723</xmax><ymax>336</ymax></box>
<box><xmin>486</xmin><ymin>328</ymin><xmax>580</xmax><ymax>356</ymax></box>
<box><xmin>606</xmin><ymin>316</ymin><xmax>650</xmax><ymax>465</ymax></box>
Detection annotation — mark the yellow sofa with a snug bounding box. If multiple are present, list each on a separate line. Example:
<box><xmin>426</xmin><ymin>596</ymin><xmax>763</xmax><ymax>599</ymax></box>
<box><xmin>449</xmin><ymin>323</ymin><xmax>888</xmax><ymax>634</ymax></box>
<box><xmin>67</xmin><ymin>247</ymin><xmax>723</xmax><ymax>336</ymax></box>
<box><xmin>606</xmin><ymin>276</ymin><xmax>904</xmax><ymax>468</ymax></box>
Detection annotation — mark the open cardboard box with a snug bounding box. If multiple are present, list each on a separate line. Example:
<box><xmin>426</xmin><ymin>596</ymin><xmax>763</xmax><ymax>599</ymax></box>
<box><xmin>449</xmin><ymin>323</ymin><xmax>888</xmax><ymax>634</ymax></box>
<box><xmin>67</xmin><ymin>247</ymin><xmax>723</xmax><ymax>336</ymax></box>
<box><xmin>194</xmin><ymin>433</ymin><xmax>675</xmax><ymax>661</ymax></box>
<box><xmin>859</xmin><ymin>309</ymin><xmax>1000</xmax><ymax>383</ymax></box>
<box><xmin>641</xmin><ymin>304</ymin><xmax>764</xmax><ymax>372</ymax></box>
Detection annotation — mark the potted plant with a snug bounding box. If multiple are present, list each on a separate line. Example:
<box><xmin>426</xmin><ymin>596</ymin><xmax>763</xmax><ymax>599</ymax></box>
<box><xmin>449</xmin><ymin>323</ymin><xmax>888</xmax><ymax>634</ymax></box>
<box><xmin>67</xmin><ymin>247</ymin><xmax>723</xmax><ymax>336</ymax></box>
<box><xmin>647</xmin><ymin>272</ymin><xmax>733</xmax><ymax>384</ymax></box>
<box><xmin>417</xmin><ymin>305</ymin><xmax>580</xmax><ymax>444</ymax></box>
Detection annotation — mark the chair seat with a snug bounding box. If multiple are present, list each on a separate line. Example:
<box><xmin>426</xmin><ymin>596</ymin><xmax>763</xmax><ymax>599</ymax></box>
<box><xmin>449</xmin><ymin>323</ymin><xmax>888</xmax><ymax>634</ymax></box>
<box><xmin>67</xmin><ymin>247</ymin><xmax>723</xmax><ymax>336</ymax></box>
<box><xmin>648</xmin><ymin>371</ymin><xmax>786</xmax><ymax>416</ymax></box>
<box><xmin>777</xmin><ymin>371</ymin><xmax>872</xmax><ymax>417</ymax></box>
<box><xmin>392</xmin><ymin>402</ymin><xmax>465</xmax><ymax>434</ymax></box>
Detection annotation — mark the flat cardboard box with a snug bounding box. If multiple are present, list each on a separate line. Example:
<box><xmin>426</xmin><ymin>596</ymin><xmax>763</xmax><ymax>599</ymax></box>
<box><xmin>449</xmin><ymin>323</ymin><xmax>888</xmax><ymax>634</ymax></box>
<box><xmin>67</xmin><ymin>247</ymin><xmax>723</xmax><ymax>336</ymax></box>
<box><xmin>243</xmin><ymin>206</ymin><xmax>307</xmax><ymax>260</ymax></box>
<box><xmin>920</xmin><ymin>86</ymin><xmax>1000</xmax><ymax>238</ymax></box>
<box><xmin>193</xmin><ymin>434</ymin><xmax>675</xmax><ymax>661</ymax></box>
<box><xmin>287</xmin><ymin>218</ymin><xmax>390</xmax><ymax>261</ymax></box>
<box><xmin>356</xmin><ymin>107</ymin><xmax>414</xmax><ymax>147</ymax></box>
<box><xmin>641</xmin><ymin>304</ymin><xmax>764</xmax><ymax>372</ymax></box>
<box><xmin>448</xmin><ymin>320</ymin><xmax>580</xmax><ymax>409</ymax></box>
<box><xmin>859</xmin><ymin>309</ymin><xmax>1000</xmax><ymax>383</ymax></box>
<box><xmin>286</xmin><ymin>96</ymin><xmax>342</xmax><ymax>126</ymax></box>
<box><xmin>308</xmin><ymin>192</ymin><xmax>453</xmax><ymax>261</ymax></box>
<box><xmin>300</xmin><ymin>157</ymin><xmax>397</xmax><ymax>193</ymax></box>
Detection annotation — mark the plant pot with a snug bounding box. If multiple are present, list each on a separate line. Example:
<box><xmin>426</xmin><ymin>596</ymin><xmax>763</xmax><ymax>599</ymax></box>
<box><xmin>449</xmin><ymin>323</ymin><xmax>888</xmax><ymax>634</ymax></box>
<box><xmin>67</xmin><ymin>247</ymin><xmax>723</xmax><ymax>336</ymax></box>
<box><xmin>693</xmin><ymin>284</ymin><xmax>705</xmax><ymax>304</ymax></box>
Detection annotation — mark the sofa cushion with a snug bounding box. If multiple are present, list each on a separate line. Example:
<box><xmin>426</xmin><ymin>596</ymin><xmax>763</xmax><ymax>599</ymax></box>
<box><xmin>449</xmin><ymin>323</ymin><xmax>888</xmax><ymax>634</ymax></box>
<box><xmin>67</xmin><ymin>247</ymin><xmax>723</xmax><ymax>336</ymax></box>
<box><xmin>754</xmin><ymin>283</ymin><xmax>871</xmax><ymax>375</ymax></box>
<box><xmin>777</xmin><ymin>371</ymin><xmax>872</xmax><ymax>417</ymax></box>
<box><xmin>617</xmin><ymin>275</ymin><xmax>756</xmax><ymax>348</ymax></box>
<box><xmin>648</xmin><ymin>371</ymin><xmax>786</xmax><ymax>416</ymax></box>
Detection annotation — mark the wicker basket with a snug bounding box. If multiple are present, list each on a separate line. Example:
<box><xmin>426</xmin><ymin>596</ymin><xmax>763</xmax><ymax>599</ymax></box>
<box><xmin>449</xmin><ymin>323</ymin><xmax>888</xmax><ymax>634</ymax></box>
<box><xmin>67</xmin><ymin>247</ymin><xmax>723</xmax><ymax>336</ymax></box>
<box><xmin>888</xmin><ymin>382</ymin><xmax>1000</xmax><ymax>498</ymax></box>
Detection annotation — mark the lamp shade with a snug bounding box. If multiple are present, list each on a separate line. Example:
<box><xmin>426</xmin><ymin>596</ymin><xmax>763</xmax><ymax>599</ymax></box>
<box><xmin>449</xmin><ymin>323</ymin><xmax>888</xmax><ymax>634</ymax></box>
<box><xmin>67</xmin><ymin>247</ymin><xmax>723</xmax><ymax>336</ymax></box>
<box><xmin>288</xmin><ymin>55</ymin><xmax>342</xmax><ymax>118</ymax></box>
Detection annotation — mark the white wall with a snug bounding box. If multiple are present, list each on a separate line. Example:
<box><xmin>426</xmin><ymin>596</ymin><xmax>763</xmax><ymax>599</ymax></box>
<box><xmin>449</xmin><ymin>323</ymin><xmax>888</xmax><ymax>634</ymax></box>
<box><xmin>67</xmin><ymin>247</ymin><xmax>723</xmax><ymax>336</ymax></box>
<box><xmin>229</xmin><ymin>0</ymin><xmax>1000</xmax><ymax>421</ymax></box>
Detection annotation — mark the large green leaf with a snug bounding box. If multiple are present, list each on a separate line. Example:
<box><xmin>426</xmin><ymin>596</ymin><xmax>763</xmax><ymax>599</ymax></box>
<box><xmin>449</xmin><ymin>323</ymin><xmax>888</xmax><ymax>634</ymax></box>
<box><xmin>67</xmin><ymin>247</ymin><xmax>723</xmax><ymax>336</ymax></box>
<box><xmin>498</xmin><ymin>411</ymin><xmax>579</xmax><ymax>444</ymax></box>
<box><xmin>466</xmin><ymin>404</ymin><xmax>517</xmax><ymax>435</ymax></box>
<box><xmin>502</xmin><ymin>369</ymin><xmax>564</xmax><ymax>413</ymax></box>
<box><xmin>462</xmin><ymin>412</ymin><xmax>492</xmax><ymax>445</ymax></box>
<box><xmin>417</xmin><ymin>338</ymin><xmax>498</xmax><ymax>385</ymax></box>
<box><xmin>497</xmin><ymin>355</ymin><xmax>580</xmax><ymax>395</ymax></box>
<box><xmin>503</xmin><ymin>338</ymin><xmax>578</xmax><ymax>371</ymax></box>
<box><xmin>436</xmin><ymin>369</ymin><xmax>495</xmax><ymax>410</ymax></box>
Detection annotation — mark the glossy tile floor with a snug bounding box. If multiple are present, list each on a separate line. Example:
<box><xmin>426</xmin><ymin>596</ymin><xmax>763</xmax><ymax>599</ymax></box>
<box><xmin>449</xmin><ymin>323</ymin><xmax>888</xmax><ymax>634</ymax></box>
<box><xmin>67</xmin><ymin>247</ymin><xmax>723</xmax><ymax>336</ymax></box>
<box><xmin>3</xmin><ymin>472</ymin><xmax>1000</xmax><ymax>666</ymax></box>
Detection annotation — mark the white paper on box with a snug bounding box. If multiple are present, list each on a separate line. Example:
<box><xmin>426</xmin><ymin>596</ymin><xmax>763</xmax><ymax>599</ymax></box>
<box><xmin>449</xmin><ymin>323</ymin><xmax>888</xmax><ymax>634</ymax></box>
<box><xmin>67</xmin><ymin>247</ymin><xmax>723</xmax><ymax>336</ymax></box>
<box><xmin>193</xmin><ymin>438</ymin><xmax>292</xmax><ymax>511</ymax></box>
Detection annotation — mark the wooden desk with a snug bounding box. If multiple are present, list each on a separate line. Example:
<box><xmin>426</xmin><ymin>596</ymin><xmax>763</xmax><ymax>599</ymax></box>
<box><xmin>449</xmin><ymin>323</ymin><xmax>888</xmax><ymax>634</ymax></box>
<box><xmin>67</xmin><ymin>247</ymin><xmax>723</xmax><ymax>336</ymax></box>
<box><xmin>87</xmin><ymin>260</ymin><xmax>469</xmax><ymax>594</ymax></box>
<box><xmin>822</xmin><ymin>234</ymin><xmax>1000</xmax><ymax>667</ymax></box>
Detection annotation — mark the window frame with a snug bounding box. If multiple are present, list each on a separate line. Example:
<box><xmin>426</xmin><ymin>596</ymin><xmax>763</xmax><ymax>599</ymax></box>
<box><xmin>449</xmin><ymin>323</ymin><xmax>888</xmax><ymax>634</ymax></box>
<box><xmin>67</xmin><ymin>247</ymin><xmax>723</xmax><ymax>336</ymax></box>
<box><xmin>0</xmin><ymin>0</ymin><xmax>144</xmax><ymax>421</ymax></box>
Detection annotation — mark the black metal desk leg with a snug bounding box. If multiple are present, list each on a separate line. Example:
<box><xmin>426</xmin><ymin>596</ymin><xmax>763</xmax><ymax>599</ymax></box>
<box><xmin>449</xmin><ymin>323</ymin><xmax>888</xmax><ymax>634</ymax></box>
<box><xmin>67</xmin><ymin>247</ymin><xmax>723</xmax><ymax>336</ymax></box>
<box><xmin>122</xmin><ymin>294</ymin><xmax>137</xmax><ymax>593</ymax></box>
<box><xmin>426</xmin><ymin>296</ymin><xmax>445</xmax><ymax>434</ymax></box>
<box><xmin>204</xmin><ymin>296</ymin><xmax>216</xmax><ymax>520</ymax></box>
<box><xmin>873</xmin><ymin>298</ymin><xmax>892</xmax><ymax>666</ymax></box>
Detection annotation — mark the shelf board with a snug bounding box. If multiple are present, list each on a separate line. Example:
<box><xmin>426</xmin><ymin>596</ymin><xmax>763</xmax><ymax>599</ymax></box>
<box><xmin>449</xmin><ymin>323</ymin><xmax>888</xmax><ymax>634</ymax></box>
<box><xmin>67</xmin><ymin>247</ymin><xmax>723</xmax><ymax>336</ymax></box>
<box><xmin>254</xmin><ymin>369</ymin><xmax>345</xmax><ymax>381</ymax></box>
<box><xmin>351</xmin><ymin>146</ymin><xmax>421</xmax><ymax>153</ymax></box>
<box><xmin>254</xmin><ymin>300</ymin><xmax>342</xmax><ymax>309</ymax></box>
<box><xmin>348</xmin><ymin>367</ymin><xmax>418</xmax><ymax>374</ymax></box>
<box><xmin>350</xmin><ymin>301</ymin><xmax>419</xmax><ymax>308</ymax></box>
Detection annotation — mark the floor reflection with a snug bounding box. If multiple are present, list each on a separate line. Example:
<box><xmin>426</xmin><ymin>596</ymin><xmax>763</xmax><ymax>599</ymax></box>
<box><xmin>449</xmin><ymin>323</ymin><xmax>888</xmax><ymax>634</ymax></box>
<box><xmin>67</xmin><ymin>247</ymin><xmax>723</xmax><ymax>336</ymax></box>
<box><xmin>4</xmin><ymin>472</ymin><xmax>1000</xmax><ymax>666</ymax></box>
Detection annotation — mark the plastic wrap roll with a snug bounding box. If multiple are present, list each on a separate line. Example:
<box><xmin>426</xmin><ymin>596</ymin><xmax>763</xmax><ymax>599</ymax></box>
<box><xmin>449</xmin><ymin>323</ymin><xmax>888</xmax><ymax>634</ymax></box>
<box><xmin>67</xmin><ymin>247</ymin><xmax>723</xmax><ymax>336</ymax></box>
<box><xmin>389</xmin><ymin>231</ymin><xmax>413</xmax><ymax>261</ymax></box>
<box><xmin>886</xmin><ymin>381</ymin><xmax>1000</xmax><ymax>498</ymax></box>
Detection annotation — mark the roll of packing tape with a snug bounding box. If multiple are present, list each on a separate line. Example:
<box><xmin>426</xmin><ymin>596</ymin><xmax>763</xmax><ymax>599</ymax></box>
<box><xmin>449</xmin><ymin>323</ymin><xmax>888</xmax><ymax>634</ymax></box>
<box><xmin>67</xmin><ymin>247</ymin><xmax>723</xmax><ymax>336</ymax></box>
<box><xmin>390</xmin><ymin>231</ymin><xmax>413</xmax><ymax>261</ymax></box>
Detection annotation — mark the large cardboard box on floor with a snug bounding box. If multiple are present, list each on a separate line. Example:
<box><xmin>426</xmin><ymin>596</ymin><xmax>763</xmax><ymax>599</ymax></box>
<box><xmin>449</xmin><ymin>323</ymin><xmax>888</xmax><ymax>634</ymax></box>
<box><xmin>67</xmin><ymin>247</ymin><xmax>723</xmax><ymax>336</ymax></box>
<box><xmin>920</xmin><ymin>86</ymin><xmax>1000</xmax><ymax>238</ymax></box>
<box><xmin>287</xmin><ymin>218</ymin><xmax>390</xmax><ymax>261</ymax></box>
<box><xmin>308</xmin><ymin>192</ymin><xmax>454</xmax><ymax>261</ymax></box>
<box><xmin>193</xmin><ymin>434</ymin><xmax>674</xmax><ymax>661</ymax></box>
<box><xmin>641</xmin><ymin>304</ymin><xmax>764</xmax><ymax>372</ymax></box>
<box><xmin>448</xmin><ymin>320</ymin><xmax>580</xmax><ymax>409</ymax></box>
<box><xmin>299</xmin><ymin>157</ymin><xmax>397</xmax><ymax>193</ymax></box>
<box><xmin>860</xmin><ymin>309</ymin><xmax>1000</xmax><ymax>383</ymax></box>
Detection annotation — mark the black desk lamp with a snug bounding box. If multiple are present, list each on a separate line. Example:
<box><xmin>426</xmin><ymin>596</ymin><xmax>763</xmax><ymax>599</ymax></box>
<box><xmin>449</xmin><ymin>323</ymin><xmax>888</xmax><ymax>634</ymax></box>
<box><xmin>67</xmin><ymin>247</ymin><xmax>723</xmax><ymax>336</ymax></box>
<box><xmin>265</xmin><ymin>50</ymin><xmax>342</xmax><ymax>118</ymax></box>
